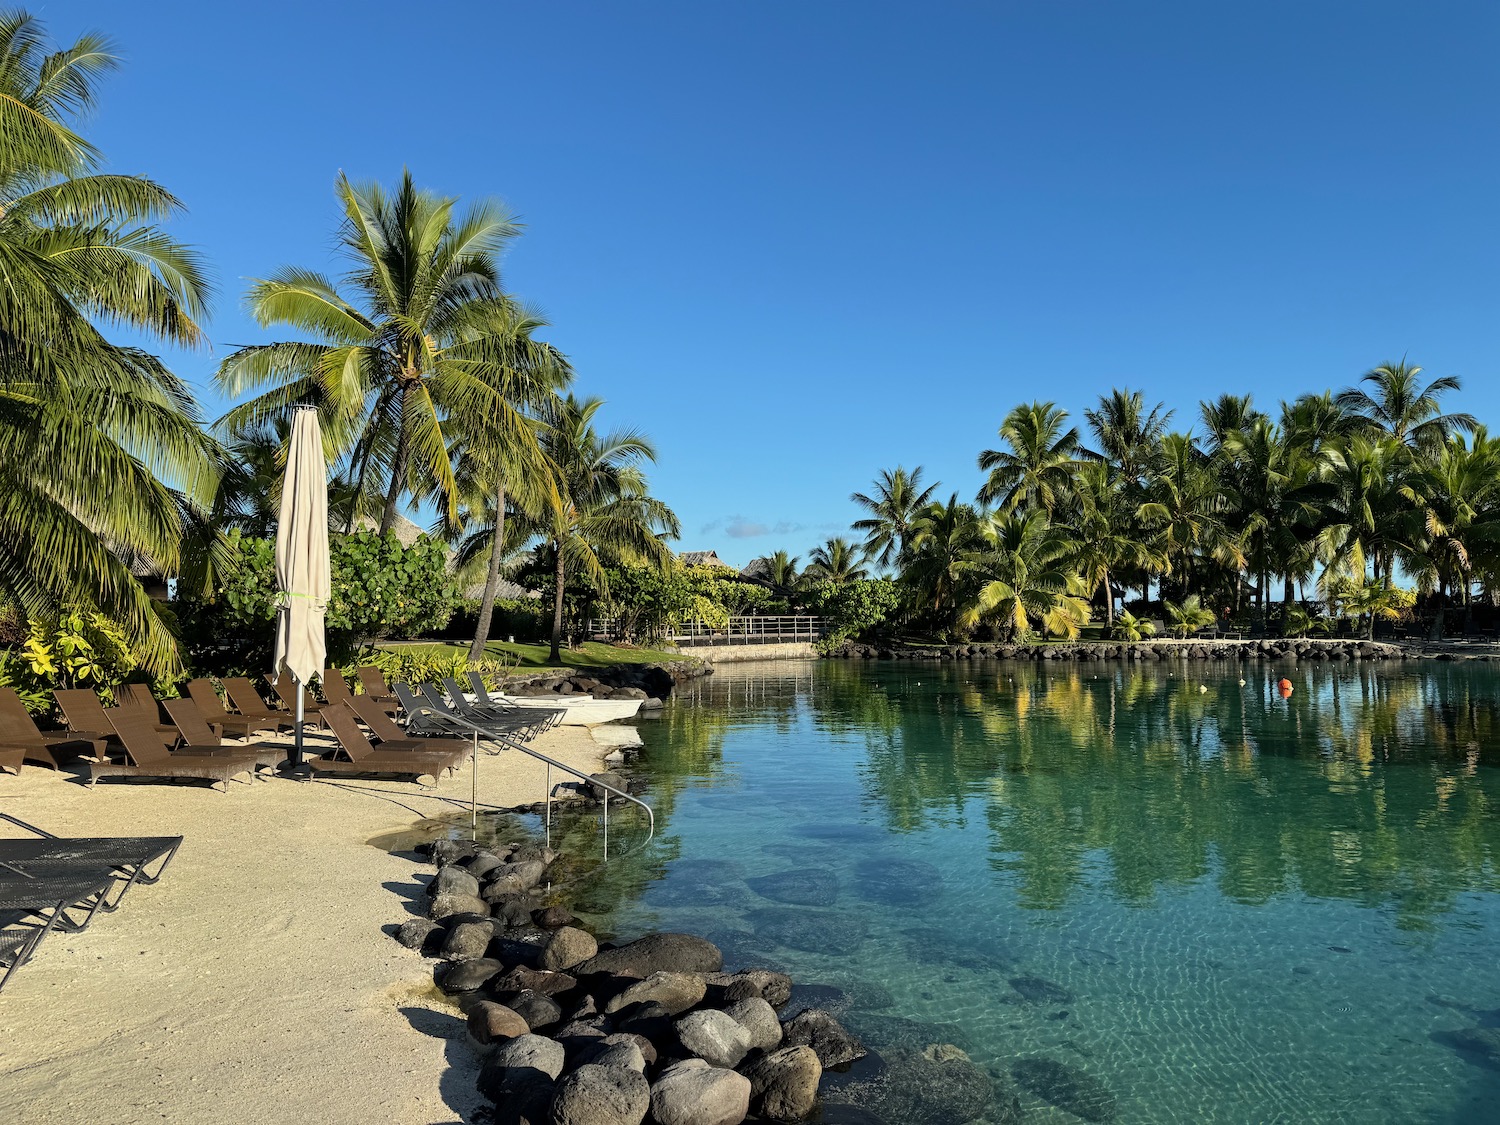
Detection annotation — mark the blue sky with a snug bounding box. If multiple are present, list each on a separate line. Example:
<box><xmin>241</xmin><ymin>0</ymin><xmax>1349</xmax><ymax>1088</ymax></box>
<box><xmin>57</xmin><ymin>0</ymin><xmax>1500</xmax><ymax>568</ymax></box>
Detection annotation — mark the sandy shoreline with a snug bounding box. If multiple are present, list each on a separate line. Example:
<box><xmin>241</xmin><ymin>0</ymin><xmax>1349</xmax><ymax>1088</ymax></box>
<box><xmin>0</xmin><ymin>725</ymin><xmax>613</xmax><ymax>1124</ymax></box>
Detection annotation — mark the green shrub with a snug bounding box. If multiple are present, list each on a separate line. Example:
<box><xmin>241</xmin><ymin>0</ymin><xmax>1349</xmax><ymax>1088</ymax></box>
<box><xmin>176</xmin><ymin>530</ymin><xmax>460</xmax><ymax>675</ymax></box>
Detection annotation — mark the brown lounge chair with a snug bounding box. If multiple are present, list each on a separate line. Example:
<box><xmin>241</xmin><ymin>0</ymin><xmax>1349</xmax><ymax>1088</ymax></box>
<box><xmin>0</xmin><ymin>747</ymin><xmax>23</xmax><ymax>776</ymax></box>
<box><xmin>185</xmin><ymin>680</ymin><xmax>280</xmax><ymax>739</ymax></box>
<box><xmin>89</xmin><ymin>709</ymin><xmax>268</xmax><ymax>791</ymax></box>
<box><xmin>347</xmin><ymin>696</ymin><xmax>472</xmax><ymax>764</ymax></box>
<box><xmin>221</xmin><ymin>678</ymin><xmax>290</xmax><ymax>728</ymax></box>
<box><xmin>356</xmin><ymin>666</ymin><xmax>399</xmax><ymax>704</ymax></box>
<box><xmin>117</xmin><ymin>684</ymin><xmax>176</xmax><ymax>731</ymax></box>
<box><xmin>54</xmin><ymin>689</ymin><xmax>150</xmax><ymax>762</ymax></box>
<box><xmin>161</xmin><ymin>699</ymin><xmax>288</xmax><ymax>773</ymax></box>
<box><xmin>303</xmin><ymin>704</ymin><xmax>458</xmax><ymax>784</ymax></box>
<box><xmin>324</xmin><ymin>667</ymin><xmax>398</xmax><ymax>717</ymax></box>
<box><xmin>270</xmin><ymin>678</ymin><xmax>328</xmax><ymax>728</ymax></box>
<box><xmin>0</xmin><ymin>688</ymin><xmax>106</xmax><ymax>769</ymax></box>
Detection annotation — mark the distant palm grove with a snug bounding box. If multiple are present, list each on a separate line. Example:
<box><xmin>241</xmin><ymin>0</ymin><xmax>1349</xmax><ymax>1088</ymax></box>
<box><xmin>807</xmin><ymin>366</ymin><xmax>1490</xmax><ymax>643</ymax></box>
<box><xmin>0</xmin><ymin>12</ymin><xmax>1494</xmax><ymax>706</ymax></box>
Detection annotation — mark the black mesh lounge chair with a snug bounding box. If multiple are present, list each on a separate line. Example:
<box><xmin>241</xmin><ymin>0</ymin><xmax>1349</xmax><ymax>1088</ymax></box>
<box><xmin>161</xmin><ymin>699</ymin><xmax>288</xmax><ymax>772</ymax></box>
<box><xmin>302</xmin><ymin>705</ymin><xmax>457</xmax><ymax>783</ymax></box>
<box><xmin>186</xmin><ymin>680</ymin><xmax>280</xmax><ymax>739</ymax></box>
<box><xmin>356</xmin><ymin>666</ymin><xmax>399</xmax><ymax>704</ymax></box>
<box><xmin>90</xmin><ymin>709</ymin><xmax>267</xmax><ymax>790</ymax></box>
<box><xmin>0</xmin><ymin>833</ymin><xmax>181</xmax><ymax>890</ymax></box>
<box><xmin>323</xmin><ymin>667</ymin><xmax>399</xmax><ymax>717</ymax></box>
<box><xmin>466</xmin><ymin>673</ymin><xmax>566</xmax><ymax>733</ymax></box>
<box><xmin>391</xmin><ymin>683</ymin><xmax>454</xmax><ymax>736</ymax></box>
<box><xmin>0</xmin><ymin>872</ymin><xmax>118</xmax><ymax>993</ymax></box>
<box><xmin>0</xmin><ymin>688</ymin><xmax>106</xmax><ymax>769</ymax></box>
<box><xmin>440</xmin><ymin>678</ymin><xmax>553</xmax><ymax>740</ymax></box>
<box><xmin>0</xmin><ymin>830</ymin><xmax>182</xmax><ymax>994</ymax></box>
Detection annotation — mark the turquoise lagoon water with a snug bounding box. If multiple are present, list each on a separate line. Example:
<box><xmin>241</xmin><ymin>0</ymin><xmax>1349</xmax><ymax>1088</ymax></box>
<box><xmin>549</xmin><ymin>659</ymin><xmax>1500</xmax><ymax>1123</ymax></box>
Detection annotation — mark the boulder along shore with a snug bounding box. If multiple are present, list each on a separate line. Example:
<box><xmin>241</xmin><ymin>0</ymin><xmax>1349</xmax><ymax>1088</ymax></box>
<box><xmin>831</xmin><ymin>638</ymin><xmax>1416</xmax><ymax>663</ymax></box>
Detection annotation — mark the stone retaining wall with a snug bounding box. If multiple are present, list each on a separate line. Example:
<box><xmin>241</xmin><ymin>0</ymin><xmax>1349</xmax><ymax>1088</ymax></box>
<box><xmin>834</xmin><ymin>638</ymin><xmax>1415</xmax><ymax>663</ymax></box>
<box><xmin>680</xmin><ymin>642</ymin><xmax>819</xmax><ymax>664</ymax></box>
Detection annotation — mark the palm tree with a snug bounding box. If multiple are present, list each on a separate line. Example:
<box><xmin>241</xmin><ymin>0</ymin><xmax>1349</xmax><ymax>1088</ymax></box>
<box><xmin>0</xmin><ymin>13</ymin><xmax>217</xmax><ymax>672</ymax></box>
<box><xmin>1322</xmin><ymin>434</ymin><xmax>1413</xmax><ymax>593</ymax></box>
<box><xmin>1084</xmin><ymin>389</ymin><xmax>1172</xmax><ymax>486</ymax></box>
<box><xmin>752</xmin><ymin>550</ymin><xmax>802</xmax><ymax>603</ymax></box>
<box><xmin>960</xmin><ymin>510</ymin><xmax>1090</xmax><ymax>640</ymax></box>
<box><xmin>1399</xmin><ymin>428</ymin><xmax>1500</xmax><ymax>632</ymax></box>
<box><xmin>1069</xmin><ymin>460</ymin><xmax>1163</xmax><ymax>629</ymax></box>
<box><xmin>850</xmin><ymin>466</ymin><xmax>938</xmax><ymax>568</ymax></box>
<box><xmin>1164</xmin><ymin>594</ymin><xmax>1215</xmax><ymax>638</ymax></box>
<box><xmin>1138</xmin><ymin>432</ymin><xmax>1231</xmax><ymax>599</ymax></box>
<box><xmin>805</xmin><ymin>538</ymin><xmax>869</xmax><ymax>586</ymax></box>
<box><xmin>902</xmin><ymin>494</ymin><xmax>984</xmax><ymax>635</ymax></box>
<box><xmin>435</xmin><ymin>304</ymin><xmax>571</xmax><ymax>658</ymax></box>
<box><xmin>1198</xmin><ymin>394</ymin><xmax>1264</xmax><ymax>454</ymax></box>
<box><xmin>978</xmin><ymin>402</ymin><xmax>1084</xmax><ymax>514</ymax></box>
<box><xmin>1335</xmin><ymin>359</ymin><xmax>1476</xmax><ymax>454</ymax></box>
<box><xmin>533</xmin><ymin>396</ymin><xmax>679</xmax><ymax>662</ymax></box>
<box><xmin>1223</xmin><ymin>417</ymin><xmax>1334</xmax><ymax>615</ymax></box>
<box><xmin>217</xmin><ymin>170</ymin><xmax>551</xmax><ymax>536</ymax></box>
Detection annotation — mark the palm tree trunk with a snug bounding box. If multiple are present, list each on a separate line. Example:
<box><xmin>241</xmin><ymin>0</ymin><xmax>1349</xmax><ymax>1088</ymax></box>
<box><xmin>468</xmin><ymin>480</ymin><xmax>507</xmax><ymax>660</ymax></box>
<box><xmin>380</xmin><ymin>385</ymin><xmax>412</xmax><ymax>536</ymax></box>
<box><xmin>549</xmin><ymin>543</ymin><xmax>567</xmax><ymax>663</ymax></box>
<box><xmin>1103</xmin><ymin>571</ymin><xmax>1115</xmax><ymax>629</ymax></box>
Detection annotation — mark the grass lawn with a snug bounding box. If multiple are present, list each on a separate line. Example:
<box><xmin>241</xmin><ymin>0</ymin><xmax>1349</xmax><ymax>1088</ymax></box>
<box><xmin>385</xmin><ymin>639</ymin><xmax>690</xmax><ymax>670</ymax></box>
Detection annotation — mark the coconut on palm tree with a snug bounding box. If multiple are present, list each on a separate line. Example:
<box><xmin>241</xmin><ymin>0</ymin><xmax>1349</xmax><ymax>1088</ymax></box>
<box><xmin>0</xmin><ymin>12</ymin><xmax>217</xmax><ymax>671</ymax></box>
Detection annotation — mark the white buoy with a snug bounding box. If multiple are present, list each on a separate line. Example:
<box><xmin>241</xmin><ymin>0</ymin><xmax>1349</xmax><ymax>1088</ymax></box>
<box><xmin>1200</xmin><ymin>685</ymin><xmax>1208</xmax><ymax>693</ymax></box>
<box><xmin>1238</xmin><ymin>678</ymin><xmax>1246</xmax><ymax>686</ymax></box>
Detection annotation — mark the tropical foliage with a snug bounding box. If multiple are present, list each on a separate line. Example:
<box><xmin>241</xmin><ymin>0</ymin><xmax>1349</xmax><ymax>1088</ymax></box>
<box><xmin>0</xmin><ymin>13</ymin><xmax>217</xmax><ymax>674</ymax></box>
<box><xmin>833</xmin><ymin>366</ymin><xmax>1500</xmax><ymax>643</ymax></box>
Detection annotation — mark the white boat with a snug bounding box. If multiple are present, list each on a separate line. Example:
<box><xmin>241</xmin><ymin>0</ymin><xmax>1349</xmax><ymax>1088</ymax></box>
<box><xmin>492</xmin><ymin>693</ymin><xmax>643</xmax><ymax>726</ymax></box>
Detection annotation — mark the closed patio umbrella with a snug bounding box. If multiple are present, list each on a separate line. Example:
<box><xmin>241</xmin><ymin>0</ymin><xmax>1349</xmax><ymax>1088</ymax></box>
<box><xmin>272</xmin><ymin>406</ymin><xmax>330</xmax><ymax>769</ymax></box>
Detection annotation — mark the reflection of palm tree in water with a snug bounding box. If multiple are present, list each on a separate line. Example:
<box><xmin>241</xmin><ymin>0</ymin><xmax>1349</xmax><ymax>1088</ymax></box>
<box><xmin>843</xmin><ymin>661</ymin><xmax>1500</xmax><ymax>926</ymax></box>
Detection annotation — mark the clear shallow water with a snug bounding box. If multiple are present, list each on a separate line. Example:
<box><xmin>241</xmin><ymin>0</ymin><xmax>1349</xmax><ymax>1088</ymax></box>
<box><xmin>553</xmin><ymin>659</ymin><xmax>1500</xmax><ymax>1123</ymax></box>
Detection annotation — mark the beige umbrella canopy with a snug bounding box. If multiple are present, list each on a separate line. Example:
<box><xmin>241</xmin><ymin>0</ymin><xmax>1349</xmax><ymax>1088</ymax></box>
<box><xmin>273</xmin><ymin>406</ymin><xmax>330</xmax><ymax>767</ymax></box>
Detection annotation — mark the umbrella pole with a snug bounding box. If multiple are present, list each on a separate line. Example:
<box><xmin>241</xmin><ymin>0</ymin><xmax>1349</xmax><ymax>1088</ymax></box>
<box><xmin>293</xmin><ymin>682</ymin><xmax>305</xmax><ymax>771</ymax></box>
<box><xmin>471</xmin><ymin>731</ymin><xmax>479</xmax><ymax>837</ymax></box>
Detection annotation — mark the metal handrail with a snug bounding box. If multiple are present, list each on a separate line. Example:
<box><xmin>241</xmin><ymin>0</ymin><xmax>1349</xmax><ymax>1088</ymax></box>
<box><xmin>587</xmin><ymin>614</ymin><xmax>826</xmax><ymax>645</ymax></box>
<box><xmin>406</xmin><ymin>704</ymin><xmax>655</xmax><ymax>861</ymax></box>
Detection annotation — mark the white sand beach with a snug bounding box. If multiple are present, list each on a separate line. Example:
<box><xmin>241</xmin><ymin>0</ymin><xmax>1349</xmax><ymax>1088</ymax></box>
<box><xmin>0</xmin><ymin>726</ymin><xmax>613</xmax><ymax>1124</ymax></box>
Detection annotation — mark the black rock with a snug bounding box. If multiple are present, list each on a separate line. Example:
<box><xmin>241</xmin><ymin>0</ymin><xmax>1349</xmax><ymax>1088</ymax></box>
<box><xmin>575</xmin><ymin>932</ymin><xmax>724</xmax><ymax>977</ymax></box>
<box><xmin>821</xmin><ymin>1046</ymin><xmax>1006</xmax><ymax>1125</ymax></box>
<box><xmin>506</xmin><ymin>988</ymin><xmax>563</xmax><ymax>1032</ymax></box>
<box><xmin>394</xmin><ymin>917</ymin><xmax>441</xmax><ymax>952</ymax></box>
<box><xmin>754</xmin><ymin>908</ymin><xmax>867</xmax><ymax>955</ymax></box>
<box><xmin>747</xmin><ymin>867</ymin><xmax>840</xmax><ymax>907</ymax></box>
<box><xmin>549</xmin><ymin>1062</ymin><xmax>650</xmax><ymax>1125</ymax></box>
<box><xmin>852</xmin><ymin>857</ymin><xmax>944</xmax><ymax>907</ymax></box>
<box><xmin>1009</xmin><ymin>974</ymin><xmax>1075</xmax><ymax>1005</ymax></box>
<box><xmin>436</xmin><ymin>957</ymin><xmax>505</xmax><ymax>994</ymax></box>
<box><xmin>781</xmin><ymin>1008</ymin><xmax>866</xmax><ymax>1069</ymax></box>
<box><xmin>1012</xmin><ymin>1056</ymin><xmax>1117</xmax><ymax>1122</ymax></box>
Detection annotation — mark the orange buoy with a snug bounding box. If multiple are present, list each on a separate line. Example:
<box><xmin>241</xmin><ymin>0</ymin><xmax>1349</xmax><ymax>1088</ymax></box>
<box><xmin>1278</xmin><ymin>678</ymin><xmax>1293</xmax><ymax>691</ymax></box>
